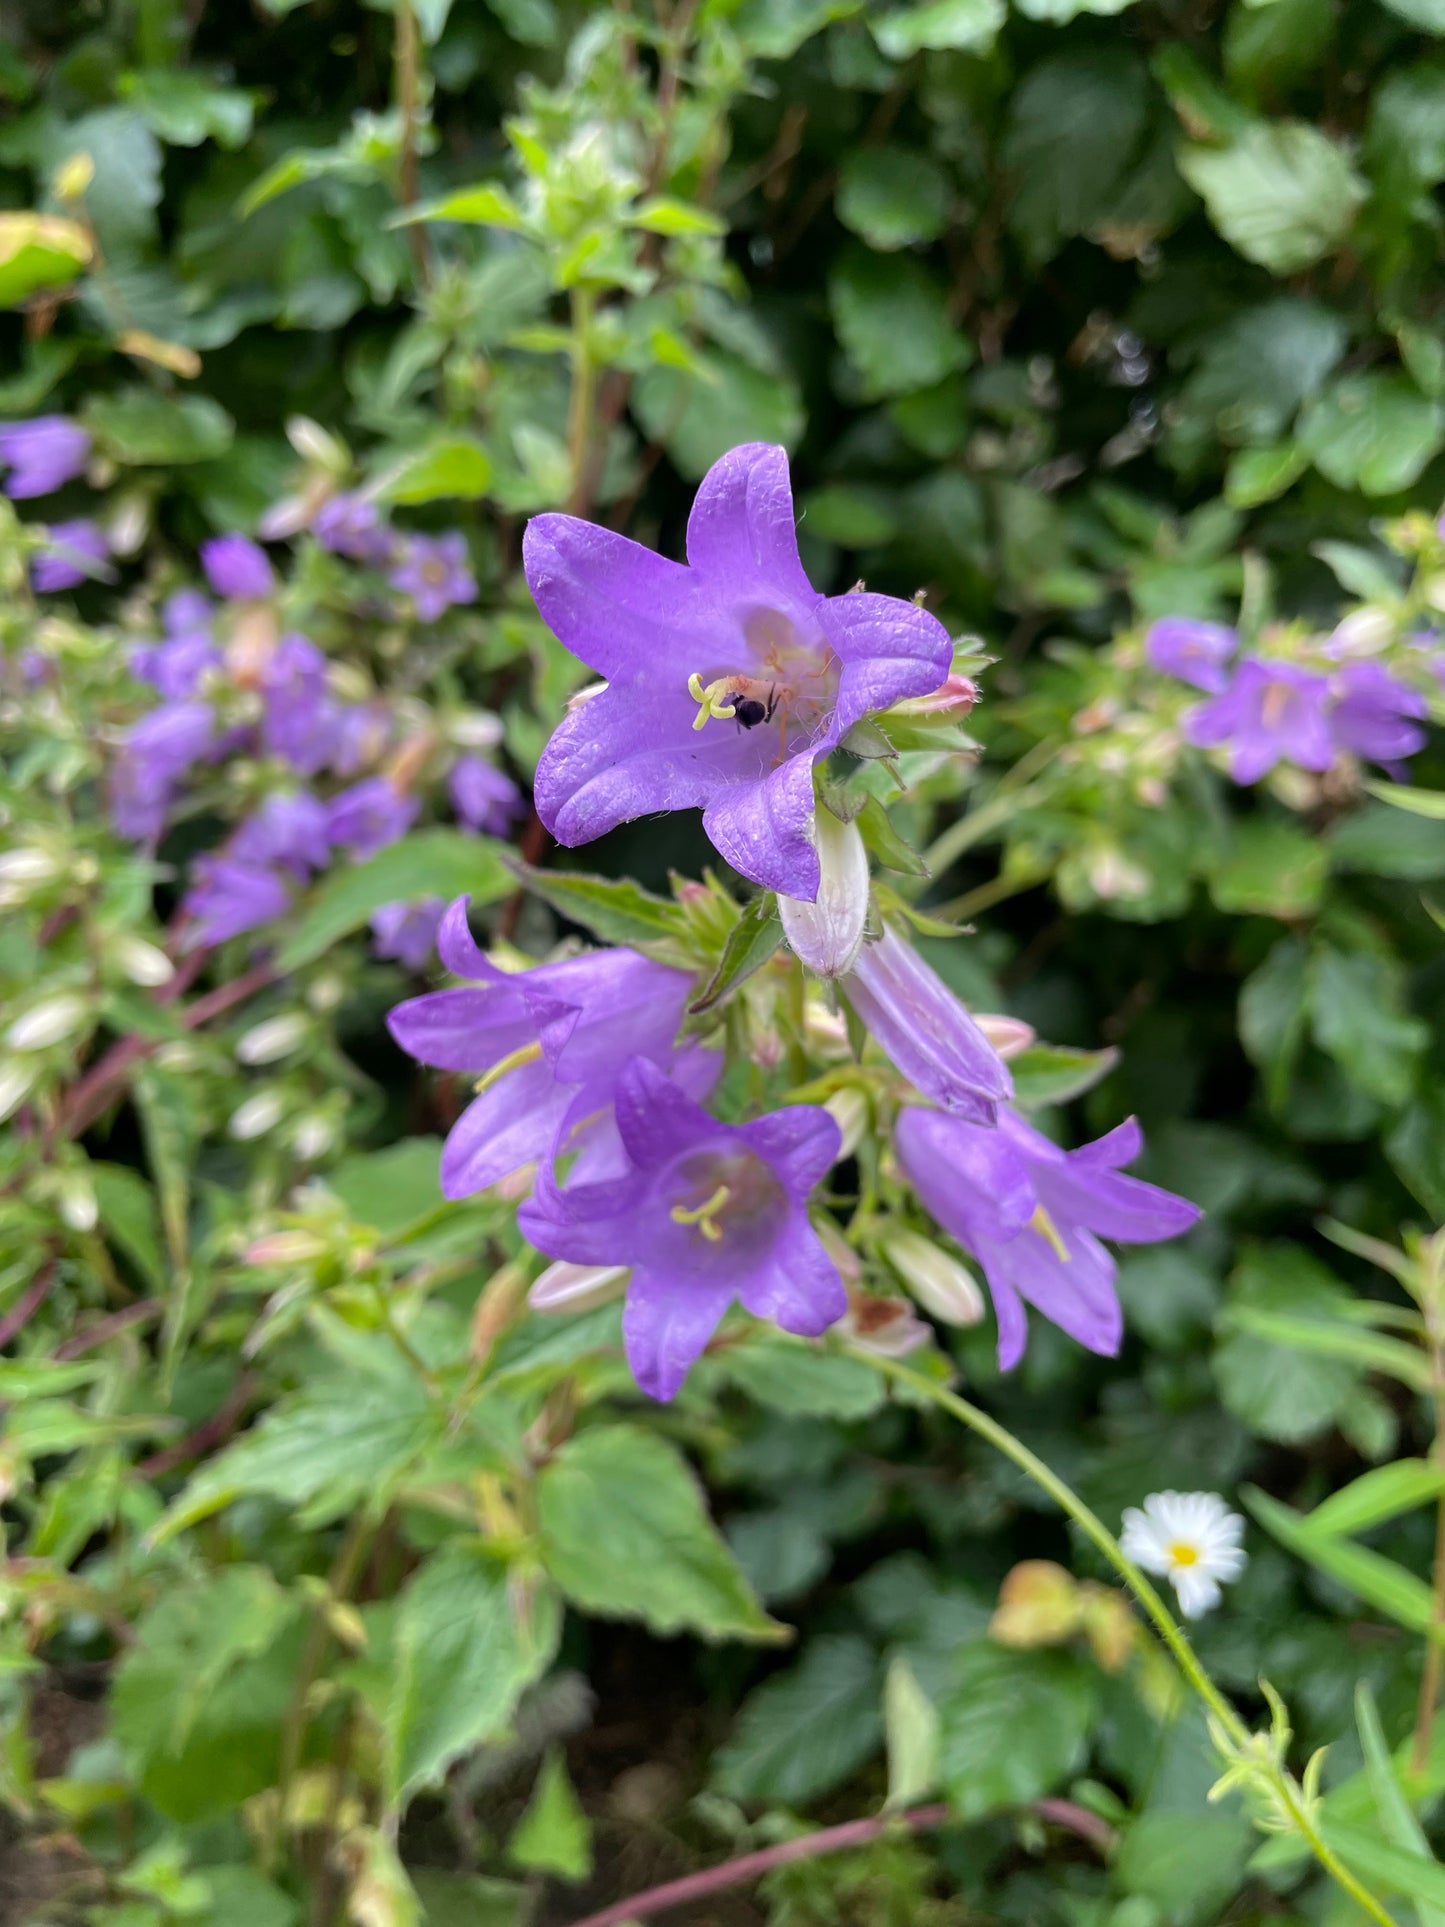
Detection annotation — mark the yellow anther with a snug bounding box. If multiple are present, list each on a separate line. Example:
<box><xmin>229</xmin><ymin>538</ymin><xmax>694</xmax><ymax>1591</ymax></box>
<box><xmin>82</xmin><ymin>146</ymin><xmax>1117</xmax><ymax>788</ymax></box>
<box><xmin>473</xmin><ymin>1039</ymin><xmax>545</xmax><ymax>1095</ymax></box>
<box><xmin>1029</xmin><ymin>1203</ymin><xmax>1070</xmax><ymax>1262</ymax></box>
<box><xmin>670</xmin><ymin>1182</ymin><xmax>731</xmax><ymax>1243</ymax></box>
<box><xmin>687</xmin><ymin>671</ymin><xmax>738</xmax><ymax>731</ymax></box>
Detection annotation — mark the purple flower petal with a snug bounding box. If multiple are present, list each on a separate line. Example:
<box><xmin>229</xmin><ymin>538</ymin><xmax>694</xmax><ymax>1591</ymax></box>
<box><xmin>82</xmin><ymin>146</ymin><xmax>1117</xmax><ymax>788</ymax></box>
<box><xmin>0</xmin><ymin>416</ymin><xmax>91</xmax><ymax>498</ymax></box>
<box><xmin>685</xmin><ymin>441</ymin><xmax>818</xmax><ymax>607</ymax></box>
<box><xmin>847</xmin><ymin>927</ymin><xmax>1011</xmax><ymax>1123</ymax></box>
<box><xmin>1186</xmin><ymin>658</ymin><xmax>1333</xmax><ymax>783</ymax></box>
<box><xmin>1145</xmin><ymin>618</ymin><xmax>1238</xmax><ymax>694</ymax></box>
<box><xmin>623</xmin><ymin>1267</ymin><xmax>736</xmax><ymax>1402</ymax></box>
<box><xmin>201</xmin><ymin>535</ymin><xmax>274</xmax><ymax>600</ymax></box>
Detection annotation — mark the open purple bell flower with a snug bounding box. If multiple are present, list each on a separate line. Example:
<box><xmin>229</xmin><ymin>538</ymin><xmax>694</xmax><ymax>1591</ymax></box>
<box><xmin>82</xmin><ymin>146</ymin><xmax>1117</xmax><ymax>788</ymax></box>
<box><xmin>0</xmin><ymin>416</ymin><xmax>91</xmax><ymax>498</ymax></box>
<box><xmin>388</xmin><ymin>897</ymin><xmax>717</xmax><ymax>1200</ymax></box>
<box><xmin>1327</xmin><ymin>660</ymin><xmax>1429</xmax><ymax>765</ymax></box>
<box><xmin>200</xmin><ymin>534</ymin><xmax>275</xmax><ymax>601</ymax></box>
<box><xmin>897</xmin><ymin>1106</ymin><xmax>1199</xmax><ymax>1370</ymax></box>
<box><xmin>523</xmin><ymin>442</ymin><xmax>953</xmax><ymax>900</ymax></box>
<box><xmin>1145</xmin><ymin>617</ymin><xmax>1238</xmax><ymax>694</ymax></box>
<box><xmin>519</xmin><ymin>1056</ymin><xmax>845</xmax><ymax>1401</ymax></box>
<box><xmin>846</xmin><ymin>925</ymin><xmax>1011</xmax><ymax>1126</ymax></box>
<box><xmin>1185</xmin><ymin>657</ymin><xmax>1333</xmax><ymax>783</ymax></box>
<box><xmin>325</xmin><ymin>777</ymin><xmax>417</xmax><ymax>859</ymax></box>
<box><xmin>109</xmin><ymin>700</ymin><xmax>217</xmax><ymax>842</ymax></box>
<box><xmin>450</xmin><ymin>755</ymin><xmax>526</xmax><ymax>837</ymax></box>
<box><xmin>182</xmin><ymin>856</ymin><xmax>292</xmax><ymax>946</ymax></box>
<box><xmin>231</xmin><ymin>791</ymin><xmax>334</xmax><ymax>879</ymax></box>
<box><xmin>390</xmin><ymin>532</ymin><xmax>477</xmax><ymax>621</ymax></box>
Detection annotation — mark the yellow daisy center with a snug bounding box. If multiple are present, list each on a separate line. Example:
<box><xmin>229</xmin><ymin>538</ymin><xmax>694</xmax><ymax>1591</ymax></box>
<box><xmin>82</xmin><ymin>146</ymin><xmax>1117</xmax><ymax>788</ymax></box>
<box><xmin>1169</xmin><ymin>1541</ymin><xmax>1200</xmax><ymax>1568</ymax></box>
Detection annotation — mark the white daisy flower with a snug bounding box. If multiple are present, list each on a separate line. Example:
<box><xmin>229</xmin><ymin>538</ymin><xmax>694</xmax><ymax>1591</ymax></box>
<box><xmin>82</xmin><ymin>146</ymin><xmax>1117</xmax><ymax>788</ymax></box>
<box><xmin>1119</xmin><ymin>1490</ymin><xmax>1247</xmax><ymax>1619</ymax></box>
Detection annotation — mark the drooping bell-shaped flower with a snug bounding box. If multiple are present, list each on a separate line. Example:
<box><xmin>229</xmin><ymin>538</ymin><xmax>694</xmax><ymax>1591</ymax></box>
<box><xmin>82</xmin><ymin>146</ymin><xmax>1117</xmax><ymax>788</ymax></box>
<box><xmin>778</xmin><ymin>807</ymin><xmax>870</xmax><ymax>978</ymax></box>
<box><xmin>387</xmin><ymin>897</ymin><xmax>718</xmax><ymax>1199</ymax></box>
<box><xmin>845</xmin><ymin>924</ymin><xmax>1011</xmax><ymax>1125</ymax></box>
<box><xmin>896</xmin><ymin>1105</ymin><xmax>1199</xmax><ymax>1369</ymax></box>
<box><xmin>523</xmin><ymin>442</ymin><xmax>953</xmax><ymax>900</ymax></box>
<box><xmin>519</xmin><ymin>1056</ymin><xmax>845</xmax><ymax>1400</ymax></box>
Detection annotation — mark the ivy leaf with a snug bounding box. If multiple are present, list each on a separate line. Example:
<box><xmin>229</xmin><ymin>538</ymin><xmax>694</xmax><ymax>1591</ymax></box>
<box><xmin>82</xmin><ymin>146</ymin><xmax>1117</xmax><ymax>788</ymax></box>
<box><xmin>836</xmin><ymin>148</ymin><xmax>951</xmax><ymax>251</ymax></box>
<box><xmin>1179</xmin><ymin>121</ymin><xmax>1365</xmax><ymax>272</ymax></box>
<box><xmin>536</xmin><ymin>1425</ymin><xmax>783</xmax><ymax>1643</ymax></box>
<box><xmin>1002</xmin><ymin>50</ymin><xmax>1149</xmax><ymax>264</ymax></box>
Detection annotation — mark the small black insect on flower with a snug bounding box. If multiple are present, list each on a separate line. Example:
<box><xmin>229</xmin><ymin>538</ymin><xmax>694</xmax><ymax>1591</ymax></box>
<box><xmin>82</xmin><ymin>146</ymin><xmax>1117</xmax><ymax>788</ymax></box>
<box><xmin>733</xmin><ymin>685</ymin><xmax>778</xmax><ymax>731</ymax></box>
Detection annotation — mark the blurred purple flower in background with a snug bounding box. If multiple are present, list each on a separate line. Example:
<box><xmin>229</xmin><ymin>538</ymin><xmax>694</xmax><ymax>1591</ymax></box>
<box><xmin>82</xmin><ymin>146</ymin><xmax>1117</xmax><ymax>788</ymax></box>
<box><xmin>314</xmin><ymin>492</ymin><xmax>395</xmax><ymax>564</ymax></box>
<box><xmin>232</xmin><ymin>791</ymin><xmax>333</xmax><ymax>878</ymax></box>
<box><xmin>372</xmin><ymin>897</ymin><xmax>445</xmax><ymax>969</ymax></box>
<box><xmin>110</xmin><ymin>701</ymin><xmax>217</xmax><ymax>842</ymax></box>
<box><xmin>0</xmin><ymin>416</ymin><xmax>91</xmax><ymax>498</ymax></box>
<box><xmin>388</xmin><ymin>896</ymin><xmax>713</xmax><ymax>1200</ymax></box>
<box><xmin>201</xmin><ymin>535</ymin><xmax>275</xmax><ymax>600</ymax></box>
<box><xmin>450</xmin><ymin>755</ymin><xmax>525</xmax><ymax>837</ymax></box>
<box><xmin>390</xmin><ymin>533</ymin><xmax>477</xmax><ymax>620</ymax></box>
<box><xmin>520</xmin><ymin>1057</ymin><xmax>845</xmax><ymax>1400</ymax></box>
<box><xmin>131</xmin><ymin>593</ymin><xmax>221</xmax><ymax>698</ymax></box>
<box><xmin>183</xmin><ymin>856</ymin><xmax>291</xmax><ymax>946</ymax></box>
<box><xmin>897</xmin><ymin>1107</ymin><xmax>1199</xmax><ymax>1370</ymax></box>
<box><xmin>1327</xmin><ymin>661</ymin><xmax>1429</xmax><ymax>765</ymax></box>
<box><xmin>325</xmin><ymin>777</ymin><xmax>417</xmax><ymax>858</ymax></box>
<box><xmin>1185</xmin><ymin>658</ymin><xmax>1333</xmax><ymax>782</ymax></box>
<box><xmin>1145</xmin><ymin>617</ymin><xmax>1237</xmax><ymax>694</ymax></box>
<box><xmin>32</xmin><ymin>519</ymin><xmax>112</xmax><ymax>592</ymax></box>
<box><xmin>524</xmin><ymin>442</ymin><xmax>952</xmax><ymax>899</ymax></box>
<box><xmin>261</xmin><ymin>636</ymin><xmax>332</xmax><ymax>773</ymax></box>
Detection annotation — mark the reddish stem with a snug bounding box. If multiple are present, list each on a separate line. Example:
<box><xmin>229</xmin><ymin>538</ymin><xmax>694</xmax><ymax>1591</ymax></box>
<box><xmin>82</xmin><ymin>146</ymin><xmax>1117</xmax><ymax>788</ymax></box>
<box><xmin>54</xmin><ymin>1299</ymin><xmax>162</xmax><ymax>1360</ymax></box>
<box><xmin>564</xmin><ymin>1799</ymin><xmax>1113</xmax><ymax>1927</ymax></box>
<box><xmin>134</xmin><ymin>1371</ymin><xmax>257</xmax><ymax>1480</ymax></box>
<box><xmin>0</xmin><ymin>1262</ymin><xmax>59</xmax><ymax>1350</ymax></box>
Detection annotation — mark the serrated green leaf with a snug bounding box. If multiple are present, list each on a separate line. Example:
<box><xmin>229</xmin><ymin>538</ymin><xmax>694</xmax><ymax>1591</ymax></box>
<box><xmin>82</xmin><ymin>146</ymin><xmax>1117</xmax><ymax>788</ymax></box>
<box><xmin>714</xmin><ymin>1635</ymin><xmax>882</xmax><ymax>1803</ymax></box>
<box><xmin>688</xmin><ymin>895</ymin><xmax>783</xmax><ymax>1013</ymax></box>
<box><xmin>1008</xmin><ymin>1043</ymin><xmax>1119</xmax><ymax>1108</ymax></box>
<box><xmin>1179</xmin><ymin>121</ymin><xmax>1365</xmax><ymax>274</ymax></box>
<box><xmin>939</xmin><ymin>1643</ymin><xmax>1096</xmax><ymax>1817</ymax></box>
<box><xmin>379</xmin><ymin>438</ymin><xmax>492</xmax><ymax>504</ymax></box>
<box><xmin>508</xmin><ymin>1749</ymin><xmax>592</xmax><ymax>1880</ymax></box>
<box><xmin>85</xmin><ymin>389</ymin><xmax>233</xmax><ymax>466</ymax></box>
<box><xmin>509</xmin><ymin>862</ymin><xmax>685</xmax><ymax>948</ymax></box>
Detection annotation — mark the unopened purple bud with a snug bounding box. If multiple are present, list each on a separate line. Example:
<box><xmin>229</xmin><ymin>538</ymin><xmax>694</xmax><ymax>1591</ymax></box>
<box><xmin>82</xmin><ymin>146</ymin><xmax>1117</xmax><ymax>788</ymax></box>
<box><xmin>182</xmin><ymin>856</ymin><xmax>291</xmax><ymax>945</ymax></box>
<box><xmin>313</xmin><ymin>492</ymin><xmax>396</xmax><ymax>564</ymax></box>
<box><xmin>0</xmin><ymin>416</ymin><xmax>91</xmax><ymax>498</ymax></box>
<box><xmin>201</xmin><ymin>534</ymin><xmax>275</xmax><ymax>600</ymax></box>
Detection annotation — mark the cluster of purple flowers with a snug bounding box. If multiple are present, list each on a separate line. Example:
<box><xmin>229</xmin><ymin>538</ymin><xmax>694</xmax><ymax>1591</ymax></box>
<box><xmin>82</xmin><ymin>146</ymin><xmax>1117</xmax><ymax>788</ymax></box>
<box><xmin>390</xmin><ymin>443</ymin><xmax>1200</xmax><ymax>1399</ymax></box>
<box><xmin>0</xmin><ymin>415</ymin><xmax>113</xmax><ymax>590</ymax></box>
<box><xmin>91</xmin><ymin>517</ymin><xmax>519</xmax><ymax>961</ymax></box>
<box><xmin>1146</xmin><ymin>617</ymin><xmax>1435</xmax><ymax>783</ymax></box>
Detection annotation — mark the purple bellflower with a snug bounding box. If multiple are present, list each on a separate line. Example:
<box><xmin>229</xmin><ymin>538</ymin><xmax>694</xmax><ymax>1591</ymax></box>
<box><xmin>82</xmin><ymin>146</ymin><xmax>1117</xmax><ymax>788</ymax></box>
<box><xmin>201</xmin><ymin>534</ymin><xmax>275</xmax><ymax>600</ymax></box>
<box><xmin>325</xmin><ymin>777</ymin><xmax>418</xmax><ymax>858</ymax></box>
<box><xmin>260</xmin><ymin>636</ymin><xmax>332</xmax><ymax>773</ymax></box>
<box><xmin>1327</xmin><ymin>661</ymin><xmax>1429</xmax><ymax>765</ymax></box>
<box><xmin>388</xmin><ymin>896</ymin><xmax>716</xmax><ymax>1200</ymax></box>
<box><xmin>0</xmin><ymin>416</ymin><xmax>91</xmax><ymax>498</ymax></box>
<box><xmin>32</xmin><ymin>519</ymin><xmax>112</xmax><ymax>592</ymax></box>
<box><xmin>372</xmin><ymin>897</ymin><xmax>445</xmax><ymax>970</ymax></box>
<box><xmin>314</xmin><ymin>492</ymin><xmax>396</xmax><ymax>565</ymax></box>
<box><xmin>523</xmin><ymin>442</ymin><xmax>953</xmax><ymax>900</ymax></box>
<box><xmin>231</xmin><ymin>791</ymin><xmax>333</xmax><ymax>879</ymax></box>
<box><xmin>110</xmin><ymin>700</ymin><xmax>217</xmax><ymax>842</ymax></box>
<box><xmin>520</xmin><ymin>1056</ymin><xmax>846</xmax><ymax>1401</ymax></box>
<box><xmin>1185</xmin><ymin>657</ymin><xmax>1333</xmax><ymax>783</ymax></box>
<box><xmin>183</xmin><ymin>856</ymin><xmax>291</xmax><ymax>946</ymax></box>
<box><xmin>1145</xmin><ymin>617</ymin><xmax>1238</xmax><ymax>694</ymax></box>
<box><xmin>896</xmin><ymin>1107</ymin><xmax>1199</xmax><ymax>1370</ymax></box>
<box><xmin>131</xmin><ymin>592</ymin><xmax>221</xmax><ymax>698</ymax></box>
<box><xmin>450</xmin><ymin>755</ymin><xmax>526</xmax><ymax>837</ymax></box>
<box><xmin>846</xmin><ymin>925</ymin><xmax>1011</xmax><ymax>1125</ymax></box>
<box><xmin>390</xmin><ymin>532</ymin><xmax>478</xmax><ymax>621</ymax></box>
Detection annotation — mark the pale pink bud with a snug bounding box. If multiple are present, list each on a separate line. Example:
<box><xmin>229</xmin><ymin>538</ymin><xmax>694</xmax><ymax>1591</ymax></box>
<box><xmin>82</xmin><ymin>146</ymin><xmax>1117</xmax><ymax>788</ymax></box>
<box><xmin>780</xmin><ymin>809</ymin><xmax>869</xmax><ymax>979</ymax></box>
<box><xmin>529</xmin><ymin>1261</ymin><xmax>630</xmax><ymax>1313</ymax></box>
<box><xmin>974</xmin><ymin>1014</ymin><xmax>1035</xmax><ymax>1060</ymax></box>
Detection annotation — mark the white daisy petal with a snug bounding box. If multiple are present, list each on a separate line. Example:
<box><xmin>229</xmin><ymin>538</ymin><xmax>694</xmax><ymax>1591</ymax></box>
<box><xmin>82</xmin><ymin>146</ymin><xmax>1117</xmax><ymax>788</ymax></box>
<box><xmin>1119</xmin><ymin>1489</ymin><xmax>1247</xmax><ymax>1620</ymax></box>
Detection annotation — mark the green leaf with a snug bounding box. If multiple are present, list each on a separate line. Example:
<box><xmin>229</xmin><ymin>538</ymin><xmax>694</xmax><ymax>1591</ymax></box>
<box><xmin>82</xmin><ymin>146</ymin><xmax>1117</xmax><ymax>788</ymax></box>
<box><xmin>1014</xmin><ymin>0</ymin><xmax>1137</xmax><ymax>14</ymax></box>
<box><xmin>278</xmin><ymin>831</ymin><xmax>510</xmax><ymax>970</ymax></box>
<box><xmin>1376</xmin><ymin>0</ymin><xmax>1445</xmax><ymax>29</ymax></box>
<box><xmin>157</xmin><ymin>1374</ymin><xmax>437</xmax><ymax>1538</ymax></box>
<box><xmin>1008</xmin><ymin>1043</ymin><xmax>1119</xmax><ymax>1108</ymax></box>
<box><xmin>85</xmin><ymin>390</ymin><xmax>234</xmax><ymax>466</ymax></box>
<box><xmin>939</xmin><ymin>1643</ymin><xmax>1096</xmax><ymax>1817</ymax></box>
<box><xmin>1238</xmin><ymin>937</ymin><xmax>1309</xmax><ymax>1101</ymax></box>
<box><xmin>713</xmin><ymin>1636</ymin><xmax>882</xmax><ymax>1804</ymax></box>
<box><xmin>1367</xmin><ymin>782</ymin><xmax>1445</xmax><ymax>822</ymax></box>
<box><xmin>1323</xmin><ymin>1823</ymin><xmax>1445</xmax><ymax>1912</ymax></box>
<box><xmin>632</xmin><ymin>351</ymin><xmax>804</xmax><ymax>481</ymax></box>
<box><xmin>837</xmin><ymin>148</ymin><xmax>951</xmax><ymax>252</ymax></box>
<box><xmin>855</xmin><ymin>796</ymin><xmax>927</xmax><ymax>877</ymax></box>
<box><xmin>1001</xmin><ymin>50</ymin><xmax>1149</xmax><ymax>264</ymax></box>
<box><xmin>1222</xmin><ymin>1306</ymin><xmax>1431</xmax><ymax>1395</ymax></box>
<box><xmin>327</xmin><ymin>1139</ymin><xmax>446</xmax><ymax>1238</ymax></box>
<box><xmin>0</xmin><ymin>212</ymin><xmax>92</xmax><ymax>309</ymax></box>
<box><xmin>393</xmin><ymin>184</ymin><xmax>525</xmax><ymax>229</ymax></box>
<box><xmin>1213</xmin><ymin>1245</ymin><xmax>1363</xmax><ymax>1443</ymax></box>
<box><xmin>720</xmin><ymin>1333</ymin><xmax>887</xmax><ymax>1419</ymax></box>
<box><xmin>1207</xmin><ymin>819</ymin><xmax>1328</xmax><ymax>919</ymax></box>
<box><xmin>689</xmin><ymin>896</ymin><xmax>783</xmax><ymax>1014</ymax></box>
<box><xmin>389</xmin><ymin>1545</ymin><xmax>561</xmax><ymax>1801</ymax></box>
<box><xmin>1180</xmin><ymin>299</ymin><xmax>1346</xmax><ymax>447</ymax></box>
<box><xmin>1115</xmin><ymin>1811</ymin><xmax>1253</xmax><ymax>1921</ymax></box>
<box><xmin>871</xmin><ymin>0</ymin><xmax>1004</xmax><ymax>55</ymax></box>
<box><xmin>1309</xmin><ymin>946</ymin><xmax>1427</xmax><ymax>1107</ymax></box>
<box><xmin>1299</xmin><ymin>373</ymin><xmax>1445</xmax><ymax>496</ymax></box>
<box><xmin>1330</xmin><ymin>803</ymin><xmax>1445</xmax><ymax>880</ymax></box>
<box><xmin>537</xmin><ymin>1426</ymin><xmax>782</xmax><ymax>1643</ymax></box>
<box><xmin>120</xmin><ymin>71</ymin><xmax>258</xmax><ymax>149</ymax></box>
<box><xmin>91</xmin><ymin>1163</ymin><xmax>165</xmax><ymax>1293</ymax></box>
<box><xmin>1244</xmin><ymin>1487</ymin><xmax>1438</xmax><ymax>1632</ymax></box>
<box><xmin>884</xmin><ymin>1654</ymin><xmax>940</xmax><ymax>1808</ymax></box>
<box><xmin>1354</xmin><ymin>1682</ymin><xmax>1445</xmax><ymax>1927</ymax></box>
<box><xmin>508</xmin><ymin>1750</ymin><xmax>593</xmax><ymax>1881</ymax></box>
<box><xmin>1225</xmin><ymin>442</ymin><xmax>1309</xmax><ymax>507</ymax></box>
<box><xmin>1309</xmin><ymin>1460</ymin><xmax>1445</xmax><ymax>1537</ymax></box>
<box><xmin>630</xmin><ymin>197</ymin><xmax>726</xmax><ymax>237</ymax></box>
<box><xmin>829</xmin><ymin>245</ymin><xmax>973</xmax><ymax>401</ymax></box>
<box><xmin>509</xmin><ymin>862</ymin><xmax>685</xmax><ymax>948</ymax></box>
<box><xmin>379</xmin><ymin>438</ymin><xmax>493</xmax><ymax>504</ymax></box>
<box><xmin>1178</xmin><ymin>121</ymin><xmax>1366</xmax><ymax>273</ymax></box>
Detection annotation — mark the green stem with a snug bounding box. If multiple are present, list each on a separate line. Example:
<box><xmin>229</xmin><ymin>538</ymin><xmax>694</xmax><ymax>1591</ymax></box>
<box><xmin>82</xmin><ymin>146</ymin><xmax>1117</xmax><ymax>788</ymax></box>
<box><xmin>566</xmin><ymin>286</ymin><xmax>597</xmax><ymax>514</ymax></box>
<box><xmin>853</xmin><ymin>1349</ymin><xmax>1396</xmax><ymax>1927</ymax></box>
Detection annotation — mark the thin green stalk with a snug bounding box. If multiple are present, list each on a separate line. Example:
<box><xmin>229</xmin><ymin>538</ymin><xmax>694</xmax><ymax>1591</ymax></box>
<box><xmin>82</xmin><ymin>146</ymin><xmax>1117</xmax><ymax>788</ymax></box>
<box><xmin>853</xmin><ymin>1348</ymin><xmax>1396</xmax><ymax>1927</ymax></box>
<box><xmin>566</xmin><ymin>286</ymin><xmax>597</xmax><ymax>514</ymax></box>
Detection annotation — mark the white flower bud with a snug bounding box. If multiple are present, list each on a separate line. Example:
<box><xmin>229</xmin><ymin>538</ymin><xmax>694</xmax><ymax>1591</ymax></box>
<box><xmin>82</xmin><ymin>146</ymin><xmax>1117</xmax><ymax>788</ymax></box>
<box><xmin>6</xmin><ymin>994</ymin><xmax>89</xmax><ymax>1052</ymax></box>
<box><xmin>306</xmin><ymin>974</ymin><xmax>346</xmax><ymax>1014</ymax></box>
<box><xmin>529</xmin><ymin>1261</ymin><xmax>630</xmax><ymax>1313</ymax></box>
<box><xmin>448</xmin><ymin>709</ymin><xmax>505</xmax><ymax>750</ymax></box>
<box><xmin>286</xmin><ymin>415</ymin><xmax>349</xmax><ymax>472</ymax></box>
<box><xmin>881</xmin><ymin>1227</ymin><xmax>986</xmax><ymax>1327</ymax></box>
<box><xmin>237</xmin><ymin>1014</ymin><xmax>310</xmax><ymax>1065</ymax></box>
<box><xmin>1326</xmin><ymin>608</ymin><xmax>1393</xmax><ymax>657</ymax></box>
<box><xmin>975</xmin><ymin>1014</ymin><xmax>1035</xmax><ymax>1060</ymax></box>
<box><xmin>838</xmin><ymin>1297</ymin><xmax>932</xmax><ymax>1357</ymax></box>
<box><xmin>292</xmin><ymin>1113</ymin><xmax>336</xmax><ymax>1160</ymax></box>
<box><xmin>154</xmin><ymin>1040</ymin><xmax>202</xmax><ymax>1072</ymax></box>
<box><xmin>229</xmin><ymin>1090</ymin><xmax>286</xmax><ymax>1141</ymax></box>
<box><xmin>824</xmin><ymin>1086</ymin><xmax>868</xmax><ymax>1160</ymax></box>
<box><xmin>779</xmin><ymin>809</ymin><xmax>870</xmax><ymax>979</ymax></box>
<box><xmin>112</xmin><ymin>934</ymin><xmax>175</xmax><ymax>987</ymax></box>
<box><xmin>0</xmin><ymin>848</ymin><xmax>59</xmax><ymax>886</ymax></box>
<box><xmin>0</xmin><ymin>1061</ymin><xmax>36</xmax><ymax>1122</ymax></box>
<box><xmin>57</xmin><ymin>1174</ymin><xmax>98</xmax><ymax>1233</ymax></box>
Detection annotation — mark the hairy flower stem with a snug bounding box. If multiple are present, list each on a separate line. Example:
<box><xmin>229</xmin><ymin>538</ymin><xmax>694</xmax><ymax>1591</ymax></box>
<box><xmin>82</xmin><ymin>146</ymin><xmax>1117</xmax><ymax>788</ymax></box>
<box><xmin>853</xmin><ymin>1349</ymin><xmax>1396</xmax><ymax>1927</ymax></box>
